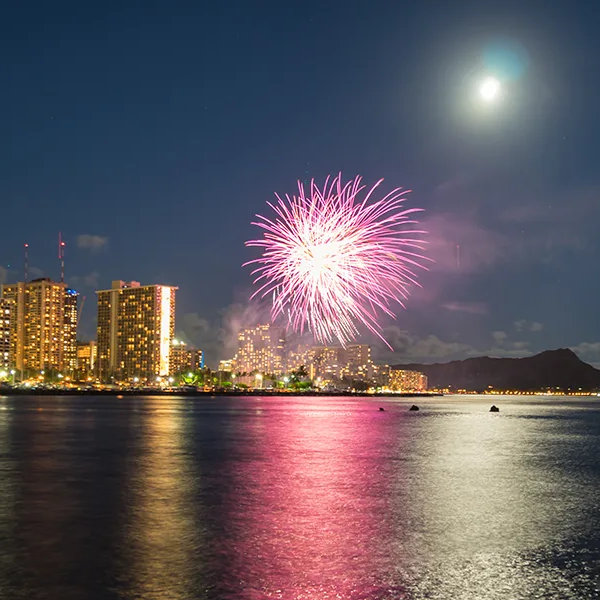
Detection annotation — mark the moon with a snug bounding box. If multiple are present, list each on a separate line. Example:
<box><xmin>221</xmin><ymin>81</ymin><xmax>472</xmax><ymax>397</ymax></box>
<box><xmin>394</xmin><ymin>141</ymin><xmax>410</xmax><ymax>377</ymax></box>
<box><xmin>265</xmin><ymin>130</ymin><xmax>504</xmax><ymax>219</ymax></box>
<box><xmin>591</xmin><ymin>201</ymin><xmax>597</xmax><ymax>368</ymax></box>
<box><xmin>480</xmin><ymin>76</ymin><xmax>500</xmax><ymax>101</ymax></box>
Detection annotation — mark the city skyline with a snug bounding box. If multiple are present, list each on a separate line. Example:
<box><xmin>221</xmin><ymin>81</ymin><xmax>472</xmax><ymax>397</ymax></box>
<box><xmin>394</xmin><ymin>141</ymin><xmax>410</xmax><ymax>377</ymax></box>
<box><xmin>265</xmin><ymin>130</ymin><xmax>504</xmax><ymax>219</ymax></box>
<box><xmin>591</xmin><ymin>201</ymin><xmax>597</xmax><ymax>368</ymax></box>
<box><xmin>2</xmin><ymin>2</ymin><xmax>600</xmax><ymax>367</ymax></box>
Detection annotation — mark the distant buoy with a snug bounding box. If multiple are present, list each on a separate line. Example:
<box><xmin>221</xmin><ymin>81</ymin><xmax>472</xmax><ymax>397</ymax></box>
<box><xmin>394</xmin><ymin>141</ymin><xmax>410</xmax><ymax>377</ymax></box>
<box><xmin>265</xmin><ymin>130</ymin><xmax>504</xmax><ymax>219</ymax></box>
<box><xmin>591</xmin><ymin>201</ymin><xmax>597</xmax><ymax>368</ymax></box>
<box><xmin>409</xmin><ymin>405</ymin><xmax>419</xmax><ymax>411</ymax></box>
<box><xmin>379</xmin><ymin>407</ymin><xmax>385</xmax><ymax>411</ymax></box>
<box><xmin>490</xmin><ymin>405</ymin><xmax>499</xmax><ymax>412</ymax></box>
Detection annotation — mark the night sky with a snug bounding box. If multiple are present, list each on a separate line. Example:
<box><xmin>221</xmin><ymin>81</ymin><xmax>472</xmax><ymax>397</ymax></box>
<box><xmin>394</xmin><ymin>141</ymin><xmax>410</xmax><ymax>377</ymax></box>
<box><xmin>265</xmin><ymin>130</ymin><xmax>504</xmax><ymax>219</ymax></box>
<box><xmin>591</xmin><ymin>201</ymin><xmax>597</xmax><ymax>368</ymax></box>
<box><xmin>2</xmin><ymin>1</ymin><xmax>599</xmax><ymax>366</ymax></box>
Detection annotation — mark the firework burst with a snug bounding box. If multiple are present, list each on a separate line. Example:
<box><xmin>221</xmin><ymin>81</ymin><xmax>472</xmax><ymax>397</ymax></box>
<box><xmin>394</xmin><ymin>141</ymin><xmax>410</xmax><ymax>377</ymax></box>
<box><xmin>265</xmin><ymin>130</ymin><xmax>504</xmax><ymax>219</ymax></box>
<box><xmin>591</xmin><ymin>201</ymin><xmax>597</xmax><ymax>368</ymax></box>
<box><xmin>244</xmin><ymin>174</ymin><xmax>428</xmax><ymax>348</ymax></box>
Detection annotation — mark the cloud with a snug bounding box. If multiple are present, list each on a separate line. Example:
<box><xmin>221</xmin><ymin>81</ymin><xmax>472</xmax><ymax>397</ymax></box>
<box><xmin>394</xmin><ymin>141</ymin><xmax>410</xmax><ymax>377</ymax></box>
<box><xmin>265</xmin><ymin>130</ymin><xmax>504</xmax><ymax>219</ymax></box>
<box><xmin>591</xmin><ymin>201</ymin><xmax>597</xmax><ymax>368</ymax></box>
<box><xmin>470</xmin><ymin>346</ymin><xmax>533</xmax><ymax>358</ymax></box>
<box><xmin>0</xmin><ymin>266</ymin><xmax>6</xmax><ymax>285</ymax></box>
<box><xmin>77</xmin><ymin>234</ymin><xmax>108</xmax><ymax>251</ymax></box>
<box><xmin>180</xmin><ymin>301</ymin><xmax>274</xmax><ymax>365</ymax></box>
<box><xmin>514</xmin><ymin>320</ymin><xmax>543</xmax><ymax>332</ymax></box>
<box><xmin>570</xmin><ymin>342</ymin><xmax>600</xmax><ymax>365</ymax></box>
<box><xmin>69</xmin><ymin>271</ymin><xmax>101</xmax><ymax>289</ymax></box>
<box><xmin>84</xmin><ymin>272</ymin><xmax>100</xmax><ymax>288</ymax></box>
<box><xmin>375</xmin><ymin>327</ymin><xmax>476</xmax><ymax>363</ymax></box>
<box><xmin>441</xmin><ymin>301</ymin><xmax>487</xmax><ymax>315</ymax></box>
<box><xmin>423</xmin><ymin>212</ymin><xmax>504</xmax><ymax>273</ymax></box>
<box><xmin>29</xmin><ymin>266</ymin><xmax>44</xmax><ymax>279</ymax></box>
<box><xmin>492</xmin><ymin>331</ymin><xmax>508</xmax><ymax>345</ymax></box>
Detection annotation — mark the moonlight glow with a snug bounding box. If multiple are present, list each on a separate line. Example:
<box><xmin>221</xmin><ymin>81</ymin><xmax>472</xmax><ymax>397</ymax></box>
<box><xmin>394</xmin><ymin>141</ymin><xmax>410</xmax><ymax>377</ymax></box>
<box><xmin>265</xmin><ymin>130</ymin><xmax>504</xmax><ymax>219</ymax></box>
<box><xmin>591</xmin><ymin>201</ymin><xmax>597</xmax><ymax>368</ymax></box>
<box><xmin>245</xmin><ymin>175</ymin><xmax>428</xmax><ymax>348</ymax></box>
<box><xmin>480</xmin><ymin>76</ymin><xmax>500</xmax><ymax>101</ymax></box>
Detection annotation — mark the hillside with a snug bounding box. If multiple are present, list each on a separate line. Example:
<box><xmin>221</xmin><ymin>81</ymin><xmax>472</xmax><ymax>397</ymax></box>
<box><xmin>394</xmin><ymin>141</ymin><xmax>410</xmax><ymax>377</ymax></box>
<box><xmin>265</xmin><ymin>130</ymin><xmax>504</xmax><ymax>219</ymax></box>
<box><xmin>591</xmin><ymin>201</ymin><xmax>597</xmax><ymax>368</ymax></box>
<box><xmin>394</xmin><ymin>348</ymin><xmax>600</xmax><ymax>392</ymax></box>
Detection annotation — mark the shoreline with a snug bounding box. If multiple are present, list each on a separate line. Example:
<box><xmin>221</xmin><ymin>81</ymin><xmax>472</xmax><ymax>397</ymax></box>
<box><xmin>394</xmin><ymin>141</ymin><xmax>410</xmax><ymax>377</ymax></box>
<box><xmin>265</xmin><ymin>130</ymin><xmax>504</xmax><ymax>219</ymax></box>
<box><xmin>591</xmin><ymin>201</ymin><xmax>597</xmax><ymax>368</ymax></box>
<box><xmin>0</xmin><ymin>388</ymin><xmax>442</xmax><ymax>398</ymax></box>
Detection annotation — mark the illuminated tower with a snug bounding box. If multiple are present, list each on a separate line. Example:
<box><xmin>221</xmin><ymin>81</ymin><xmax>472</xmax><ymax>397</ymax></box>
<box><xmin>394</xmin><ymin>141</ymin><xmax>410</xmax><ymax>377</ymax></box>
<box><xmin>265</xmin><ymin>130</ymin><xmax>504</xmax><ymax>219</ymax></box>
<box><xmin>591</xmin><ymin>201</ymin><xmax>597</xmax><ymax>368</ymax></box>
<box><xmin>96</xmin><ymin>281</ymin><xmax>177</xmax><ymax>381</ymax></box>
<box><xmin>0</xmin><ymin>278</ymin><xmax>79</xmax><ymax>374</ymax></box>
<box><xmin>0</xmin><ymin>298</ymin><xmax>12</xmax><ymax>370</ymax></box>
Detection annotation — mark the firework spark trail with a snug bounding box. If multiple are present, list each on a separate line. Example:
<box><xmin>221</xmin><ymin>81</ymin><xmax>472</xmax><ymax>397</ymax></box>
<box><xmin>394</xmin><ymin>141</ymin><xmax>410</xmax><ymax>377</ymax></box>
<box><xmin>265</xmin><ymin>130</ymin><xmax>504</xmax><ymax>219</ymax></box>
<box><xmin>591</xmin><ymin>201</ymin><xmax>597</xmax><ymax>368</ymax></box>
<box><xmin>244</xmin><ymin>174</ymin><xmax>429</xmax><ymax>348</ymax></box>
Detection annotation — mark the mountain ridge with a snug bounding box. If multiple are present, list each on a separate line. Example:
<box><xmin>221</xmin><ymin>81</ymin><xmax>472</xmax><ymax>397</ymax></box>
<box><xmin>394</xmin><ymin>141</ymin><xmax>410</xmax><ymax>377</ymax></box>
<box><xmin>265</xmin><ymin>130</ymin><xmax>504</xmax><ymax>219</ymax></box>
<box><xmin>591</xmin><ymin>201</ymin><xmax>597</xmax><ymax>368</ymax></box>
<box><xmin>392</xmin><ymin>348</ymin><xmax>600</xmax><ymax>391</ymax></box>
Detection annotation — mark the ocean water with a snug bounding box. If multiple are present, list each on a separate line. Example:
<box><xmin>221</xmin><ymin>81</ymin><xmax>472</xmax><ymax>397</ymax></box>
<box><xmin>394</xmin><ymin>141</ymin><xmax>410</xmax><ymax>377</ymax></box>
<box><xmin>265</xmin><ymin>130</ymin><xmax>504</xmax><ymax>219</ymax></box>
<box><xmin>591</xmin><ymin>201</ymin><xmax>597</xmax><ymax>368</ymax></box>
<box><xmin>0</xmin><ymin>394</ymin><xmax>597</xmax><ymax>599</ymax></box>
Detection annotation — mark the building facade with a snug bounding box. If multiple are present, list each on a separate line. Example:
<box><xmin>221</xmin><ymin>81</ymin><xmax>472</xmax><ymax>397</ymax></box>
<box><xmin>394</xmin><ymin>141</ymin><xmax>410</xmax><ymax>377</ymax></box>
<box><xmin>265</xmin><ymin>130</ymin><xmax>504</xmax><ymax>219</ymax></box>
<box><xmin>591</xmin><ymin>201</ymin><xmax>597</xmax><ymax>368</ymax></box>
<box><xmin>169</xmin><ymin>340</ymin><xmax>203</xmax><ymax>375</ymax></box>
<box><xmin>343</xmin><ymin>344</ymin><xmax>373</xmax><ymax>380</ymax></box>
<box><xmin>1</xmin><ymin>279</ymin><xmax>79</xmax><ymax>375</ymax></box>
<box><xmin>0</xmin><ymin>298</ymin><xmax>12</xmax><ymax>369</ymax></box>
<box><xmin>389</xmin><ymin>369</ymin><xmax>427</xmax><ymax>392</ymax></box>
<box><xmin>76</xmin><ymin>341</ymin><xmax>97</xmax><ymax>377</ymax></box>
<box><xmin>234</xmin><ymin>324</ymin><xmax>285</xmax><ymax>374</ymax></box>
<box><xmin>310</xmin><ymin>346</ymin><xmax>346</xmax><ymax>380</ymax></box>
<box><xmin>96</xmin><ymin>280</ymin><xmax>177</xmax><ymax>381</ymax></box>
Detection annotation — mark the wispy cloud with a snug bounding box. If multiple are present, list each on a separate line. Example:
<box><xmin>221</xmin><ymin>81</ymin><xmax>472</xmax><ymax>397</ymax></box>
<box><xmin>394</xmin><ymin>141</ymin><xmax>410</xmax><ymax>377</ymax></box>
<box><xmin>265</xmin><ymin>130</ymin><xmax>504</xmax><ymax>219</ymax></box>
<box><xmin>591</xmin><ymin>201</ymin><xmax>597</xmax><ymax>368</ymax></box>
<box><xmin>514</xmin><ymin>319</ymin><xmax>543</xmax><ymax>332</ymax></box>
<box><xmin>77</xmin><ymin>234</ymin><xmax>108</xmax><ymax>251</ymax></box>
<box><xmin>374</xmin><ymin>327</ymin><xmax>476</xmax><ymax>364</ymax></box>
<box><xmin>441</xmin><ymin>301</ymin><xmax>487</xmax><ymax>315</ymax></box>
<box><xmin>570</xmin><ymin>342</ymin><xmax>600</xmax><ymax>365</ymax></box>
<box><xmin>70</xmin><ymin>271</ymin><xmax>101</xmax><ymax>289</ymax></box>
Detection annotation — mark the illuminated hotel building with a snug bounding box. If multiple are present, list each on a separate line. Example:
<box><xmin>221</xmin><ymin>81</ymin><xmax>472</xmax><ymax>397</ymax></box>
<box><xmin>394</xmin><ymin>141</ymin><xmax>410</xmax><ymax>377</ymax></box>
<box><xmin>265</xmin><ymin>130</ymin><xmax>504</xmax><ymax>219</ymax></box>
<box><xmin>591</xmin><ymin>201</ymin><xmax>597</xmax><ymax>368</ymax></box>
<box><xmin>218</xmin><ymin>359</ymin><xmax>234</xmax><ymax>372</ymax></box>
<box><xmin>389</xmin><ymin>369</ymin><xmax>427</xmax><ymax>392</ymax></box>
<box><xmin>310</xmin><ymin>346</ymin><xmax>345</xmax><ymax>379</ymax></box>
<box><xmin>0</xmin><ymin>298</ymin><xmax>12</xmax><ymax>369</ymax></box>
<box><xmin>234</xmin><ymin>324</ymin><xmax>285</xmax><ymax>374</ymax></box>
<box><xmin>343</xmin><ymin>344</ymin><xmax>373</xmax><ymax>380</ymax></box>
<box><xmin>96</xmin><ymin>281</ymin><xmax>177</xmax><ymax>381</ymax></box>
<box><xmin>0</xmin><ymin>279</ymin><xmax>79</xmax><ymax>374</ymax></box>
<box><xmin>285</xmin><ymin>343</ymin><xmax>313</xmax><ymax>372</ymax></box>
<box><xmin>76</xmin><ymin>341</ymin><xmax>97</xmax><ymax>376</ymax></box>
<box><xmin>169</xmin><ymin>340</ymin><xmax>203</xmax><ymax>375</ymax></box>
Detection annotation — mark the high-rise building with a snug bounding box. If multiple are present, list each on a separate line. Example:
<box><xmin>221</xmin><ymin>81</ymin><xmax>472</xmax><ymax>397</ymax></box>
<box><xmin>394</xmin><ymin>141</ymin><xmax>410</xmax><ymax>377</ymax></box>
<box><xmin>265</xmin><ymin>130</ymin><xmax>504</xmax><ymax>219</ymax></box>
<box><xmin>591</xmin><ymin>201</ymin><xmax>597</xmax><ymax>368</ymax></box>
<box><xmin>76</xmin><ymin>341</ymin><xmax>97</xmax><ymax>377</ymax></box>
<box><xmin>343</xmin><ymin>344</ymin><xmax>373</xmax><ymax>380</ymax></box>
<box><xmin>0</xmin><ymin>279</ymin><xmax>79</xmax><ymax>374</ymax></box>
<box><xmin>0</xmin><ymin>298</ymin><xmax>12</xmax><ymax>369</ymax></box>
<box><xmin>310</xmin><ymin>346</ymin><xmax>345</xmax><ymax>379</ymax></box>
<box><xmin>234</xmin><ymin>324</ymin><xmax>285</xmax><ymax>374</ymax></box>
<box><xmin>389</xmin><ymin>369</ymin><xmax>427</xmax><ymax>392</ymax></box>
<box><xmin>96</xmin><ymin>280</ymin><xmax>177</xmax><ymax>381</ymax></box>
<box><xmin>285</xmin><ymin>343</ymin><xmax>313</xmax><ymax>372</ymax></box>
<box><xmin>169</xmin><ymin>340</ymin><xmax>203</xmax><ymax>375</ymax></box>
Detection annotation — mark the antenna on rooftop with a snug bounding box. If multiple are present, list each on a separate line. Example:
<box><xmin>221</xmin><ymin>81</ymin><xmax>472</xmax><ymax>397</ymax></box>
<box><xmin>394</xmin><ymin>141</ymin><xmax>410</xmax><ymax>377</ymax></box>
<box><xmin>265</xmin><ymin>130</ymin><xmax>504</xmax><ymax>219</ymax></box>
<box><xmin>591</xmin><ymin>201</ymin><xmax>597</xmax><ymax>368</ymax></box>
<box><xmin>58</xmin><ymin>232</ymin><xmax>66</xmax><ymax>283</ymax></box>
<box><xmin>24</xmin><ymin>243</ymin><xmax>29</xmax><ymax>283</ymax></box>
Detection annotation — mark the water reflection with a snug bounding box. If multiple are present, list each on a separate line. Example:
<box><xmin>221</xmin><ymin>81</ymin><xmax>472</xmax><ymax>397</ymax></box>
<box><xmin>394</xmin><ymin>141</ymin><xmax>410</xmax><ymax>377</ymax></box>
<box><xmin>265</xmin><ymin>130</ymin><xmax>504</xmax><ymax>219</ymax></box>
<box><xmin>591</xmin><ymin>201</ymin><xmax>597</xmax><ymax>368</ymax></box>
<box><xmin>217</xmin><ymin>400</ymin><xmax>403</xmax><ymax>598</ymax></box>
<box><xmin>0</xmin><ymin>395</ymin><xmax>596</xmax><ymax>599</ymax></box>
<box><xmin>118</xmin><ymin>398</ymin><xmax>208</xmax><ymax>599</ymax></box>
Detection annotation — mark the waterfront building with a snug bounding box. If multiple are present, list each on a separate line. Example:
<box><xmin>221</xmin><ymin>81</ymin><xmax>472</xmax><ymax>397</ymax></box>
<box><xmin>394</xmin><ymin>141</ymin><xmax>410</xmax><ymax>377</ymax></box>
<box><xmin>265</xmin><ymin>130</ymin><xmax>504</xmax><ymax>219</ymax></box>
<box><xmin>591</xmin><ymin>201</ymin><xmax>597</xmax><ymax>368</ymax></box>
<box><xmin>343</xmin><ymin>344</ymin><xmax>373</xmax><ymax>380</ymax></box>
<box><xmin>96</xmin><ymin>280</ymin><xmax>177</xmax><ymax>381</ymax></box>
<box><xmin>285</xmin><ymin>343</ymin><xmax>313</xmax><ymax>372</ymax></box>
<box><xmin>169</xmin><ymin>340</ymin><xmax>203</xmax><ymax>375</ymax></box>
<box><xmin>372</xmin><ymin>363</ymin><xmax>390</xmax><ymax>387</ymax></box>
<box><xmin>389</xmin><ymin>368</ymin><xmax>427</xmax><ymax>392</ymax></box>
<box><xmin>0</xmin><ymin>298</ymin><xmax>12</xmax><ymax>369</ymax></box>
<box><xmin>1</xmin><ymin>278</ymin><xmax>79</xmax><ymax>375</ymax></box>
<box><xmin>234</xmin><ymin>324</ymin><xmax>285</xmax><ymax>374</ymax></box>
<box><xmin>218</xmin><ymin>359</ymin><xmax>234</xmax><ymax>372</ymax></box>
<box><xmin>76</xmin><ymin>341</ymin><xmax>97</xmax><ymax>377</ymax></box>
<box><xmin>310</xmin><ymin>346</ymin><xmax>345</xmax><ymax>379</ymax></box>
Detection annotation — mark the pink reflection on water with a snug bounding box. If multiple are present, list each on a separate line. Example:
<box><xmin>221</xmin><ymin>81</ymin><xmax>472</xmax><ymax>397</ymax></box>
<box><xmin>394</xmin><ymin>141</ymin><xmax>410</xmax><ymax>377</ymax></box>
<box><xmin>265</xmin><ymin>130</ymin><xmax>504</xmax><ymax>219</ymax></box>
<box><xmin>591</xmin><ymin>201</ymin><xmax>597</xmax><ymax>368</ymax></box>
<box><xmin>219</xmin><ymin>398</ymin><xmax>406</xmax><ymax>599</ymax></box>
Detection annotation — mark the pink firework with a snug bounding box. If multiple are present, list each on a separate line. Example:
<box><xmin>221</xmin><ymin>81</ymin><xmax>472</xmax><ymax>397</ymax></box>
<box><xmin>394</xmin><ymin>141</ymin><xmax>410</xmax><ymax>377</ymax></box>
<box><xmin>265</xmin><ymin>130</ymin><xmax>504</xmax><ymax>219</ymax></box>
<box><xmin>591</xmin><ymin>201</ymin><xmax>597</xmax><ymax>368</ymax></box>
<box><xmin>245</xmin><ymin>174</ymin><xmax>428</xmax><ymax>348</ymax></box>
